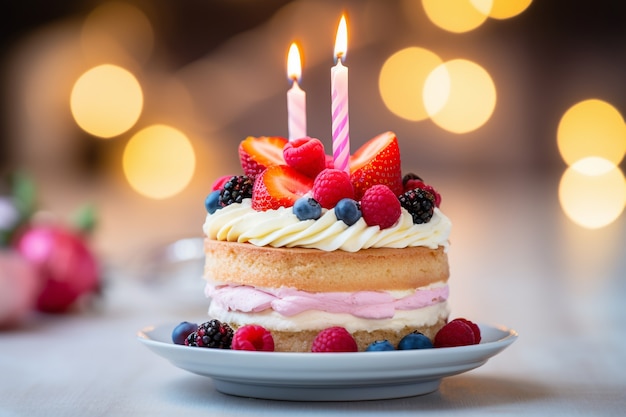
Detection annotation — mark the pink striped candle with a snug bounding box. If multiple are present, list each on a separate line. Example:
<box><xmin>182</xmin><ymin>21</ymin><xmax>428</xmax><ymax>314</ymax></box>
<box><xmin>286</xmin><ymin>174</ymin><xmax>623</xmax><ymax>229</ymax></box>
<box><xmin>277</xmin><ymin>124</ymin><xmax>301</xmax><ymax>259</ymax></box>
<box><xmin>287</xmin><ymin>43</ymin><xmax>306</xmax><ymax>141</ymax></box>
<box><xmin>331</xmin><ymin>15</ymin><xmax>350</xmax><ymax>173</ymax></box>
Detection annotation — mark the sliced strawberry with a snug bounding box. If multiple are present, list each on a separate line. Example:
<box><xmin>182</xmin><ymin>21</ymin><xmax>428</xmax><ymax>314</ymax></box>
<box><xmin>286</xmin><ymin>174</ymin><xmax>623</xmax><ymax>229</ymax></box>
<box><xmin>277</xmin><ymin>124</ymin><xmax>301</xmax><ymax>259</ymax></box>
<box><xmin>349</xmin><ymin>131</ymin><xmax>403</xmax><ymax>199</ymax></box>
<box><xmin>239</xmin><ymin>136</ymin><xmax>288</xmax><ymax>179</ymax></box>
<box><xmin>252</xmin><ymin>165</ymin><xmax>314</xmax><ymax>211</ymax></box>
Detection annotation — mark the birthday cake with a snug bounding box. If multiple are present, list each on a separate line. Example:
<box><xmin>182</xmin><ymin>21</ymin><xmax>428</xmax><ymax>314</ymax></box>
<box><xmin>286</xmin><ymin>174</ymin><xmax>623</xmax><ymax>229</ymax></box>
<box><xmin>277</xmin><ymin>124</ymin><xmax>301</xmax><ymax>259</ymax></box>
<box><xmin>201</xmin><ymin>131</ymin><xmax>452</xmax><ymax>352</ymax></box>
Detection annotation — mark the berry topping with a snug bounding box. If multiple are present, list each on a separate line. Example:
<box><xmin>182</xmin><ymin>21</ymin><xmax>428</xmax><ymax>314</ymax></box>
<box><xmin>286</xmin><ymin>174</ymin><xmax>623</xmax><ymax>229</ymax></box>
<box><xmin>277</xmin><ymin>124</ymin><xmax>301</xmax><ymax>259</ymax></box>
<box><xmin>398</xmin><ymin>188</ymin><xmax>436</xmax><ymax>224</ymax></box>
<box><xmin>397</xmin><ymin>331</ymin><xmax>434</xmax><ymax>350</ymax></box>
<box><xmin>311</xmin><ymin>327</ymin><xmax>358</xmax><ymax>352</ymax></box>
<box><xmin>349</xmin><ymin>131</ymin><xmax>403</xmax><ymax>199</ymax></box>
<box><xmin>205</xmin><ymin>190</ymin><xmax>221</xmax><ymax>214</ymax></box>
<box><xmin>312</xmin><ymin>169</ymin><xmax>355</xmax><ymax>209</ymax></box>
<box><xmin>172</xmin><ymin>321</ymin><xmax>198</xmax><ymax>345</ymax></box>
<box><xmin>360</xmin><ymin>185</ymin><xmax>401</xmax><ymax>229</ymax></box>
<box><xmin>334</xmin><ymin>198</ymin><xmax>362</xmax><ymax>226</ymax></box>
<box><xmin>185</xmin><ymin>319</ymin><xmax>234</xmax><ymax>349</ymax></box>
<box><xmin>433</xmin><ymin>318</ymin><xmax>479</xmax><ymax>348</ymax></box>
<box><xmin>219</xmin><ymin>175</ymin><xmax>254</xmax><ymax>207</ymax></box>
<box><xmin>239</xmin><ymin>136</ymin><xmax>288</xmax><ymax>179</ymax></box>
<box><xmin>251</xmin><ymin>165</ymin><xmax>314</xmax><ymax>211</ymax></box>
<box><xmin>232</xmin><ymin>325</ymin><xmax>275</xmax><ymax>351</ymax></box>
<box><xmin>402</xmin><ymin>173</ymin><xmax>442</xmax><ymax>207</ymax></box>
<box><xmin>450</xmin><ymin>318</ymin><xmax>481</xmax><ymax>343</ymax></box>
<box><xmin>293</xmin><ymin>197</ymin><xmax>322</xmax><ymax>220</ymax></box>
<box><xmin>365</xmin><ymin>340</ymin><xmax>395</xmax><ymax>351</ymax></box>
<box><xmin>211</xmin><ymin>175</ymin><xmax>234</xmax><ymax>192</ymax></box>
<box><xmin>283</xmin><ymin>137</ymin><xmax>327</xmax><ymax>178</ymax></box>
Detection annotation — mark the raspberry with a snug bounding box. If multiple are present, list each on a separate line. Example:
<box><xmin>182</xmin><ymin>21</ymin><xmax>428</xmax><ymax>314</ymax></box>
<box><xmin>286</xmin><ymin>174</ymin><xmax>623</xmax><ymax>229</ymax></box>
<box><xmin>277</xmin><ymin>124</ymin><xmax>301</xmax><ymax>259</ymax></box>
<box><xmin>311</xmin><ymin>327</ymin><xmax>358</xmax><ymax>352</ymax></box>
<box><xmin>402</xmin><ymin>173</ymin><xmax>441</xmax><ymax>207</ymax></box>
<box><xmin>219</xmin><ymin>175</ymin><xmax>254</xmax><ymax>207</ymax></box>
<box><xmin>360</xmin><ymin>185</ymin><xmax>401</xmax><ymax>229</ymax></box>
<box><xmin>185</xmin><ymin>319</ymin><xmax>234</xmax><ymax>349</ymax></box>
<box><xmin>232</xmin><ymin>325</ymin><xmax>275</xmax><ymax>351</ymax></box>
<box><xmin>433</xmin><ymin>319</ymin><xmax>478</xmax><ymax>348</ymax></box>
<box><xmin>398</xmin><ymin>188</ymin><xmax>435</xmax><ymax>224</ymax></box>
<box><xmin>283</xmin><ymin>137</ymin><xmax>327</xmax><ymax>178</ymax></box>
<box><xmin>451</xmin><ymin>318</ymin><xmax>481</xmax><ymax>343</ymax></box>
<box><xmin>312</xmin><ymin>169</ymin><xmax>355</xmax><ymax>209</ymax></box>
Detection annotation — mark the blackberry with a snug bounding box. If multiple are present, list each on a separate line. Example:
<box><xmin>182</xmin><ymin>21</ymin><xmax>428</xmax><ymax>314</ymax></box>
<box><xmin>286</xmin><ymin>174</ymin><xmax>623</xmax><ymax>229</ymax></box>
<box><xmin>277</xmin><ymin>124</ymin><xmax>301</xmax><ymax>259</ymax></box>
<box><xmin>185</xmin><ymin>319</ymin><xmax>234</xmax><ymax>349</ymax></box>
<box><xmin>219</xmin><ymin>175</ymin><xmax>253</xmax><ymax>207</ymax></box>
<box><xmin>398</xmin><ymin>188</ymin><xmax>435</xmax><ymax>224</ymax></box>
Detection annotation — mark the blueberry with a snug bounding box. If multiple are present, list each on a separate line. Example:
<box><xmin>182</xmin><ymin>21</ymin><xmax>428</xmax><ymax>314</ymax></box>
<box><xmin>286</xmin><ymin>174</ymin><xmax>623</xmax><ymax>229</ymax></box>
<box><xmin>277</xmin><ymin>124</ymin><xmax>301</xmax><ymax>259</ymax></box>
<box><xmin>335</xmin><ymin>198</ymin><xmax>361</xmax><ymax>226</ymax></box>
<box><xmin>205</xmin><ymin>190</ymin><xmax>221</xmax><ymax>214</ymax></box>
<box><xmin>293</xmin><ymin>197</ymin><xmax>322</xmax><ymax>220</ymax></box>
<box><xmin>365</xmin><ymin>340</ymin><xmax>395</xmax><ymax>351</ymax></box>
<box><xmin>172</xmin><ymin>321</ymin><xmax>198</xmax><ymax>345</ymax></box>
<box><xmin>397</xmin><ymin>331</ymin><xmax>433</xmax><ymax>350</ymax></box>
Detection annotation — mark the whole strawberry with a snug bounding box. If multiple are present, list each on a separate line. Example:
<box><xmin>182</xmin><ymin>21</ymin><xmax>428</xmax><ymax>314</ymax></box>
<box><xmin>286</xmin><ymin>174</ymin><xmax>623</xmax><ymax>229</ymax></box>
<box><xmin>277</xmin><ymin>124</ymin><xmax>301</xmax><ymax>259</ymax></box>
<box><xmin>312</xmin><ymin>169</ymin><xmax>355</xmax><ymax>209</ymax></box>
<box><xmin>283</xmin><ymin>137</ymin><xmax>326</xmax><ymax>179</ymax></box>
<box><xmin>360</xmin><ymin>185</ymin><xmax>401</xmax><ymax>229</ymax></box>
<box><xmin>311</xmin><ymin>327</ymin><xmax>358</xmax><ymax>352</ymax></box>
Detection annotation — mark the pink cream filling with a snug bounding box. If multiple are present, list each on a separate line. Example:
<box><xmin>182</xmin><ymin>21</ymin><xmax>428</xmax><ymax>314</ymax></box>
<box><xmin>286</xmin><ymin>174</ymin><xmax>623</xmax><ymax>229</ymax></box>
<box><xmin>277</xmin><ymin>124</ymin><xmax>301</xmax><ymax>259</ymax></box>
<box><xmin>205</xmin><ymin>283</ymin><xmax>449</xmax><ymax>320</ymax></box>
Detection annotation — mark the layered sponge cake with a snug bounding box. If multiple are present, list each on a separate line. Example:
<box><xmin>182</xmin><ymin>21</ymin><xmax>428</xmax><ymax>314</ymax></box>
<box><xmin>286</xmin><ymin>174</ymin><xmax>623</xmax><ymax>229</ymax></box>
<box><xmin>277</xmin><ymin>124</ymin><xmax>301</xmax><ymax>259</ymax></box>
<box><xmin>202</xmin><ymin>132</ymin><xmax>452</xmax><ymax>351</ymax></box>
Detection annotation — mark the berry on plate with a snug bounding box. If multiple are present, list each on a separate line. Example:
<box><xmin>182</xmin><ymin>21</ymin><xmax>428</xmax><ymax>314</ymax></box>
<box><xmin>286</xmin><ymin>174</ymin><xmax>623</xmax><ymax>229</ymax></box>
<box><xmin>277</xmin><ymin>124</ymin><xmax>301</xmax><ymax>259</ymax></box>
<box><xmin>239</xmin><ymin>136</ymin><xmax>287</xmax><ymax>179</ymax></box>
<box><xmin>185</xmin><ymin>319</ymin><xmax>234</xmax><ymax>349</ymax></box>
<box><xmin>365</xmin><ymin>340</ymin><xmax>395</xmax><ymax>351</ymax></box>
<box><xmin>251</xmin><ymin>165</ymin><xmax>314</xmax><ymax>211</ymax></box>
<box><xmin>283</xmin><ymin>137</ymin><xmax>326</xmax><ymax>178</ymax></box>
<box><xmin>312</xmin><ymin>169</ymin><xmax>355</xmax><ymax>209</ymax></box>
<box><xmin>360</xmin><ymin>184</ymin><xmax>401</xmax><ymax>229</ymax></box>
<box><xmin>397</xmin><ymin>331</ymin><xmax>433</xmax><ymax>350</ymax></box>
<box><xmin>311</xmin><ymin>327</ymin><xmax>358</xmax><ymax>352</ymax></box>
<box><xmin>434</xmin><ymin>318</ymin><xmax>480</xmax><ymax>348</ymax></box>
<box><xmin>232</xmin><ymin>325</ymin><xmax>275</xmax><ymax>351</ymax></box>
<box><xmin>172</xmin><ymin>321</ymin><xmax>198</xmax><ymax>345</ymax></box>
<box><xmin>349</xmin><ymin>131</ymin><xmax>403</xmax><ymax>199</ymax></box>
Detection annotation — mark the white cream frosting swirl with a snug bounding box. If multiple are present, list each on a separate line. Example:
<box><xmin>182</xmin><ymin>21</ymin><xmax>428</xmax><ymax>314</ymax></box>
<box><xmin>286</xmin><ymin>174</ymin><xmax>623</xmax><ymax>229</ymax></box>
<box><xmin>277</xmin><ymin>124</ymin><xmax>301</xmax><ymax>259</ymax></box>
<box><xmin>203</xmin><ymin>199</ymin><xmax>451</xmax><ymax>252</ymax></box>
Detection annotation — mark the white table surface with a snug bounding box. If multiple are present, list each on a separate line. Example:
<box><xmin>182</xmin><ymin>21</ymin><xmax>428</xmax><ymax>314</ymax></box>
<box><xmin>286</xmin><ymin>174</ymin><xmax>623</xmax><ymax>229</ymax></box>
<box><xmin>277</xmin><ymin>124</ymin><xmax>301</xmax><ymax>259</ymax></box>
<box><xmin>1</xmin><ymin>173</ymin><xmax>625</xmax><ymax>416</ymax></box>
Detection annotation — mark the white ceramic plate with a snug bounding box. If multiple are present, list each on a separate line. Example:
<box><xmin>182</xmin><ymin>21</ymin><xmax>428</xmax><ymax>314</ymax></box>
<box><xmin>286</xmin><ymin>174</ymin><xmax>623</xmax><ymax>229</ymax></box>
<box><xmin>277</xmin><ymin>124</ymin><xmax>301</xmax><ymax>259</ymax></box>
<box><xmin>138</xmin><ymin>323</ymin><xmax>517</xmax><ymax>401</ymax></box>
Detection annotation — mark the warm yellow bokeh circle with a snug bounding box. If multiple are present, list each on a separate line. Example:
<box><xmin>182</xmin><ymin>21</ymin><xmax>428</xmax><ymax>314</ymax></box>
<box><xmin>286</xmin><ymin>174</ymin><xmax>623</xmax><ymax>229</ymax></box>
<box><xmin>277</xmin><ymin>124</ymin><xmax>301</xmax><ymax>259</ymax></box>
<box><xmin>559</xmin><ymin>158</ymin><xmax>626</xmax><ymax>229</ymax></box>
<box><xmin>422</xmin><ymin>0</ymin><xmax>492</xmax><ymax>33</ymax></box>
<box><xmin>557</xmin><ymin>99</ymin><xmax>626</xmax><ymax>168</ymax></box>
<box><xmin>379</xmin><ymin>47</ymin><xmax>443</xmax><ymax>121</ymax></box>
<box><xmin>423</xmin><ymin>59</ymin><xmax>496</xmax><ymax>134</ymax></box>
<box><xmin>123</xmin><ymin>125</ymin><xmax>196</xmax><ymax>199</ymax></box>
<box><xmin>487</xmin><ymin>0</ymin><xmax>533</xmax><ymax>19</ymax></box>
<box><xmin>70</xmin><ymin>64</ymin><xmax>143</xmax><ymax>138</ymax></box>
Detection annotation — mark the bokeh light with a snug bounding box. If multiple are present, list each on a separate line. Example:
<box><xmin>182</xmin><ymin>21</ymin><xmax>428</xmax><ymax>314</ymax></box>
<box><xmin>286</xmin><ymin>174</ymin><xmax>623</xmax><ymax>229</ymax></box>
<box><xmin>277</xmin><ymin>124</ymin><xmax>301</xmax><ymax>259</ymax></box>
<box><xmin>378</xmin><ymin>47</ymin><xmax>443</xmax><ymax>121</ymax></box>
<box><xmin>123</xmin><ymin>125</ymin><xmax>196</xmax><ymax>199</ymax></box>
<box><xmin>70</xmin><ymin>64</ymin><xmax>143</xmax><ymax>138</ymax></box>
<box><xmin>559</xmin><ymin>157</ymin><xmax>626</xmax><ymax>229</ymax></box>
<box><xmin>422</xmin><ymin>0</ymin><xmax>493</xmax><ymax>33</ymax></box>
<box><xmin>557</xmin><ymin>99</ymin><xmax>626</xmax><ymax>169</ymax></box>
<box><xmin>423</xmin><ymin>59</ymin><xmax>496</xmax><ymax>134</ymax></box>
<box><xmin>80</xmin><ymin>1</ymin><xmax>154</xmax><ymax>65</ymax></box>
<box><xmin>487</xmin><ymin>0</ymin><xmax>533</xmax><ymax>19</ymax></box>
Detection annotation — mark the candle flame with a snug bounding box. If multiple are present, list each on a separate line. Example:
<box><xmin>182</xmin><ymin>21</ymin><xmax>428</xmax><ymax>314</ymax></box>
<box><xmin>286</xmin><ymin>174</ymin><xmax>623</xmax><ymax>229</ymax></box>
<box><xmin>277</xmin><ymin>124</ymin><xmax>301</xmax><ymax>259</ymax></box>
<box><xmin>287</xmin><ymin>42</ymin><xmax>302</xmax><ymax>82</ymax></box>
<box><xmin>334</xmin><ymin>15</ymin><xmax>348</xmax><ymax>61</ymax></box>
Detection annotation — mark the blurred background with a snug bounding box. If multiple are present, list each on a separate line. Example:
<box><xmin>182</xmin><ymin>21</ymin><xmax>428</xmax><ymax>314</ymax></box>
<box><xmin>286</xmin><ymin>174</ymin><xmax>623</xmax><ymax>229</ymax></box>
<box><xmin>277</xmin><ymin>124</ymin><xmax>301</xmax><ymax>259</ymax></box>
<box><xmin>1</xmin><ymin>0</ymin><xmax>625</xmax><ymax>270</ymax></box>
